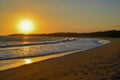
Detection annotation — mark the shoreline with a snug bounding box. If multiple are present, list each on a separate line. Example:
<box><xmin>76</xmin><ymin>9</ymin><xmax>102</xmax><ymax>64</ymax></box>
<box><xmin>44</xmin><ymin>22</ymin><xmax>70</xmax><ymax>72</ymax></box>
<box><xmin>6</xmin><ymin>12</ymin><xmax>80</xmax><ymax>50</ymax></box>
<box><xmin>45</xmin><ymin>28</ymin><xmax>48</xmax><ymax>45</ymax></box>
<box><xmin>0</xmin><ymin>50</ymin><xmax>84</xmax><ymax>71</ymax></box>
<box><xmin>0</xmin><ymin>38</ymin><xmax>119</xmax><ymax>80</ymax></box>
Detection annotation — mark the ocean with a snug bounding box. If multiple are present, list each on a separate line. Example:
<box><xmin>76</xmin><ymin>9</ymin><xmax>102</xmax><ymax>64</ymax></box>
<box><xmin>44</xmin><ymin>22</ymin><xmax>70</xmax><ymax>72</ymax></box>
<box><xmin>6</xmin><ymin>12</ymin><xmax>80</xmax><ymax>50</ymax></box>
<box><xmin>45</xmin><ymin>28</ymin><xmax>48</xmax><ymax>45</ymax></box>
<box><xmin>0</xmin><ymin>36</ymin><xmax>110</xmax><ymax>71</ymax></box>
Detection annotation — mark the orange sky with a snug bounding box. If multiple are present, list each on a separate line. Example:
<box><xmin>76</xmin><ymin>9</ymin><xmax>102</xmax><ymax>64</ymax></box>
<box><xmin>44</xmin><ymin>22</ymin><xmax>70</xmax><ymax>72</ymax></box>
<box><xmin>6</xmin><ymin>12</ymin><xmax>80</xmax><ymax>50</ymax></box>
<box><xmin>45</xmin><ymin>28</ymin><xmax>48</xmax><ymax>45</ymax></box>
<box><xmin>0</xmin><ymin>0</ymin><xmax>120</xmax><ymax>35</ymax></box>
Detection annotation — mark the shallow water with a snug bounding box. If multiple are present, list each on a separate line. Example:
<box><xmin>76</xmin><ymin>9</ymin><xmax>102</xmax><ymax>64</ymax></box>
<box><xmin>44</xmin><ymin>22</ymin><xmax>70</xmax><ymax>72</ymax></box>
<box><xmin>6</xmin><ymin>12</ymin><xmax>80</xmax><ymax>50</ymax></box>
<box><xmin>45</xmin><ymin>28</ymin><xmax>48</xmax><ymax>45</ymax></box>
<box><xmin>0</xmin><ymin>37</ymin><xmax>110</xmax><ymax>71</ymax></box>
<box><xmin>0</xmin><ymin>37</ymin><xmax>100</xmax><ymax>60</ymax></box>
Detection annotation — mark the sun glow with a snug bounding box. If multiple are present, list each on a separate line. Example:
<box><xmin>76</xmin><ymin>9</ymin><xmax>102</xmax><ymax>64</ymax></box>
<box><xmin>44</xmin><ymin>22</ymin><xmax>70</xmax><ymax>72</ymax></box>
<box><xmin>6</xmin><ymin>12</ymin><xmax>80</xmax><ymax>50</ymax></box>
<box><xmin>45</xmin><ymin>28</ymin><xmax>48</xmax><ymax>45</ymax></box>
<box><xmin>18</xmin><ymin>19</ymin><xmax>34</xmax><ymax>34</ymax></box>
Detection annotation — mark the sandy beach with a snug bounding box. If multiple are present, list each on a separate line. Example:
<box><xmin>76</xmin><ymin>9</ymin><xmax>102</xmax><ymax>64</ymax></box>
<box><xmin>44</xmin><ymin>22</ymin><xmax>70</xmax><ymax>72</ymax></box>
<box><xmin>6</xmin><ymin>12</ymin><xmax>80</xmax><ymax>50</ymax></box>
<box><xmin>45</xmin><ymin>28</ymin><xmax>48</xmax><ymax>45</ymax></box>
<box><xmin>0</xmin><ymin>38</ymin><xmax>120</xmax><ymax>80</ymax></box>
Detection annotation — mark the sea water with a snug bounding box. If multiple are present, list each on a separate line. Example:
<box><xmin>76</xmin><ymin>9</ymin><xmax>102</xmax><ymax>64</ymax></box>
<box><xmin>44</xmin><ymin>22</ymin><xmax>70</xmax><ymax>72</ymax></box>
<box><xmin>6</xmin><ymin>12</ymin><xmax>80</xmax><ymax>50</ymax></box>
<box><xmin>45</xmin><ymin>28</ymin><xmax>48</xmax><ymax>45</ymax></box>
<box><xmin>0</xmin><ymin>36</ymin><xmax>110</xmax><ymax>71</ymax></box>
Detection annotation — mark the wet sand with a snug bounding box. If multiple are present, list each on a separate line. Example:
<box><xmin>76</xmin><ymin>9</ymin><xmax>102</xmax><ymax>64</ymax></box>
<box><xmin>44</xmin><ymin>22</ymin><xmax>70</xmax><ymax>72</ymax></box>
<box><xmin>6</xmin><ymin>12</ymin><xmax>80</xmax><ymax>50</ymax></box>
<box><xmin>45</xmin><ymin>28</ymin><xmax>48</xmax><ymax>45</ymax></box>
<box><xmin>0</xmin><ymin>38</ymin><xmax>120</xmax><ymax>80</ymax></box>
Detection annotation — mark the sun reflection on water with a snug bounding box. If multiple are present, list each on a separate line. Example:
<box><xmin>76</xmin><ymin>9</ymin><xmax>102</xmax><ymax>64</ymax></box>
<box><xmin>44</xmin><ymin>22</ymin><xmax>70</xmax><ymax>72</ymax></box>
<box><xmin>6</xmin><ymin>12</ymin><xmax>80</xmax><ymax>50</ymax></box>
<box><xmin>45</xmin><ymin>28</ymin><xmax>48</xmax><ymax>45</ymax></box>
<box><xmin>24</xmin><ymin>59</ymin><xmax>32</xmax><ymax>64</ymax></box>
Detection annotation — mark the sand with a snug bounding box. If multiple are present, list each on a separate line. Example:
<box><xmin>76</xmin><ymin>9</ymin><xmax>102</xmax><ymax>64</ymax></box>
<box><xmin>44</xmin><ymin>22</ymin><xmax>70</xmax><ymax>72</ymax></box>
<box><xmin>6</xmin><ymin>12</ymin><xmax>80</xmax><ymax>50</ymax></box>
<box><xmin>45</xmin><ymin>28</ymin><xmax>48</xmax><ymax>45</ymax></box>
<box><xmin>0</xmin><ymin>38</ymin><xmax>120</xmax><ymax>80</ymax></box>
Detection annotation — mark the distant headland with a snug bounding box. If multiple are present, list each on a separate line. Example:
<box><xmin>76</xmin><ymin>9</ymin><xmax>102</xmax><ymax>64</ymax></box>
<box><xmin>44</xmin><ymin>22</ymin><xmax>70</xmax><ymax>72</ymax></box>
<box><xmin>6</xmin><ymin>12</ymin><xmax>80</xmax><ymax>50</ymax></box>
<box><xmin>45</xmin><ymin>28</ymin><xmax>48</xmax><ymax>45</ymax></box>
<box><xmin>9</xmin><ymin>30</ymin><xmax>120</xmax><ymax>38</ymax></box>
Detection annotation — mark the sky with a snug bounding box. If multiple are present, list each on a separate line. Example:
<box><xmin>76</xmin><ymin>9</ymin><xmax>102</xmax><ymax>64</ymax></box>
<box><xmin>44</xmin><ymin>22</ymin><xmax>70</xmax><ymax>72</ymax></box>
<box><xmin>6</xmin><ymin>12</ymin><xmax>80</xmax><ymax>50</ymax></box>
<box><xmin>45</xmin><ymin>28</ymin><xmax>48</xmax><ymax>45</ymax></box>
<box><xmin>0</xmin><ymin>0</ymin><xmax>120</xmax><ymax>35</ymax></box>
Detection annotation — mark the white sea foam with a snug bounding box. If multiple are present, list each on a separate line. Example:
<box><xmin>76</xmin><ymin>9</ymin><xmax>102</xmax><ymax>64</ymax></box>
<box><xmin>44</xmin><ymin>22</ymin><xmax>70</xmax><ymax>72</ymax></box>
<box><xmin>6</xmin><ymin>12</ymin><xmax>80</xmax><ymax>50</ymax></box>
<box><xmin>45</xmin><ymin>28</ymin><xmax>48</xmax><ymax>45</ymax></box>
<box><xmin>97</xmin><ymin>39</ymin><xmax>111</xmax><ymax>44</ymax></box>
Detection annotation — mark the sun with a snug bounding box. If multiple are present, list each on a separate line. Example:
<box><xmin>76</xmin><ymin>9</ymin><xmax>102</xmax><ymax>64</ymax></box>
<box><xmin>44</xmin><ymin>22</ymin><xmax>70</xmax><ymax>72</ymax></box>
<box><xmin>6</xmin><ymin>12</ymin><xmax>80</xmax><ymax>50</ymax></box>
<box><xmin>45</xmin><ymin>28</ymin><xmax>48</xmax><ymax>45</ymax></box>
<box><xmin>18</xmin><ymin>19</ymin><xmax>34</xmax><ymax>34</ymax></box>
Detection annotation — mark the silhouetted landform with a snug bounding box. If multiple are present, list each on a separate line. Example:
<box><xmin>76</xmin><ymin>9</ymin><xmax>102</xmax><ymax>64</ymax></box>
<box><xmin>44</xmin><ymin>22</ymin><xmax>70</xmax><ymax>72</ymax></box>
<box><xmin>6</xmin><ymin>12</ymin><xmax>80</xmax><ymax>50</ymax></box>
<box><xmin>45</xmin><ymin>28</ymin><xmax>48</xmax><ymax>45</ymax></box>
<box><xmin>9</xmin><ymin>30</ymin><xmax>120</xmax><ymax>38</ymax></box>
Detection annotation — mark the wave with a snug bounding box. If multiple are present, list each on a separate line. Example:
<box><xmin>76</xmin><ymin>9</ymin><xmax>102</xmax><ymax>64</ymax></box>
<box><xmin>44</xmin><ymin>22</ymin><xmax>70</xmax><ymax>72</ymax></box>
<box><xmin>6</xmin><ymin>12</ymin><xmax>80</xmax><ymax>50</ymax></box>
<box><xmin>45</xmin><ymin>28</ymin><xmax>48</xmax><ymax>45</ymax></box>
<box><xmin>0</xmin><ymin>38</ymin><xmax>77</xmax><ymax>49</ymax></box>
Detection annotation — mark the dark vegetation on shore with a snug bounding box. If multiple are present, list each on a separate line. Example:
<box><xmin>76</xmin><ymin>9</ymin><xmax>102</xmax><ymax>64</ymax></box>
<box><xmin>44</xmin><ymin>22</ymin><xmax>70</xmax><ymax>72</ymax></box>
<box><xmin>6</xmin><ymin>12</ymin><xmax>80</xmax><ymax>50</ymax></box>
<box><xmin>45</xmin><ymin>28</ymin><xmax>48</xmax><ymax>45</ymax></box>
<box><xmin>9</xmin><ymin>30</ymin><xmax>120</xmax><ymax>38</ymax></box>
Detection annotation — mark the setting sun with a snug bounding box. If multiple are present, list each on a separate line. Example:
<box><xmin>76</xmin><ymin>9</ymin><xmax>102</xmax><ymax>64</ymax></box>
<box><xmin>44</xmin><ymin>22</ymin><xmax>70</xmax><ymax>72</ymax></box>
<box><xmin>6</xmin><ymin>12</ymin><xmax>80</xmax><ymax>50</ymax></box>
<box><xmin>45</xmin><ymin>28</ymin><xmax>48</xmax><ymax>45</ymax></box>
<box><xmin>18</xmin><ymin>19</ymin><xmax>34</xmax><ymax>34</ymax></box>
